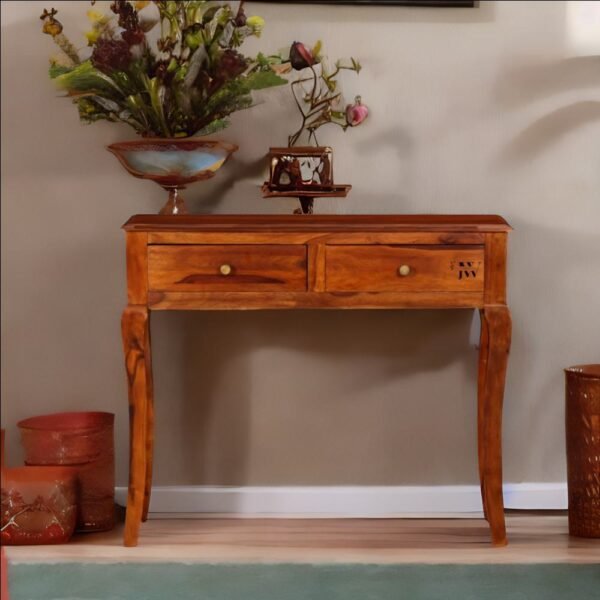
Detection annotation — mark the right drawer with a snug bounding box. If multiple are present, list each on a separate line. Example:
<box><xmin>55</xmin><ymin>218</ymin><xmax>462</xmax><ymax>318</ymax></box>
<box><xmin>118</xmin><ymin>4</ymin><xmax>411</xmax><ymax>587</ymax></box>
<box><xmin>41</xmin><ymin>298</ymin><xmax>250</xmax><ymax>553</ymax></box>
<box><xmin>325</xmin><ymin>245</ymin><xmax>485</xmax><ymax>293</ymax></box>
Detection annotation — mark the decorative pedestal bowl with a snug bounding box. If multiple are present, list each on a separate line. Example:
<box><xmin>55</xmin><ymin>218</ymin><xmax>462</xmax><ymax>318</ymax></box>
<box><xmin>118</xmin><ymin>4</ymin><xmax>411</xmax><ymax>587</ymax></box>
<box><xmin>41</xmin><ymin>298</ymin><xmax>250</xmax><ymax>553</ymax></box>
<box><xmin>108</xmin><ymin>139</ymin><xmax>238</xmax><ymax>215</ymax></box>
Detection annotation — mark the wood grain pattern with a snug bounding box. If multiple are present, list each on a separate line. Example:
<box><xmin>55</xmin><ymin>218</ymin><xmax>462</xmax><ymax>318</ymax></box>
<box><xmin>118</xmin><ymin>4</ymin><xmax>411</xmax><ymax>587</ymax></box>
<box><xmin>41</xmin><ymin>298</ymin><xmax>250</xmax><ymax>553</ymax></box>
<box><xmin>147</xmin><ymin>291</ymin><xmax>486</xmax><ymax>311</ymax></box>
<box><xmin>148</xmin><ymin>245</ymin><xmax>307</xmax><ymax>292</ymax></box>
<box><xmin>147</xmin><ymin>232</ymin><xmax>487</xmax><ymax>245</ymax></box>
<box><xmin>478</xmin><ymin>305</ymin><xmax>512</xmax><ymax>546</ymax></box>
<box><xmin>142</xmin><ymin>323</ymin><xmax>155</xmax><ymax>525</ymax></box>
<box><xmin>308</xmin><ymin>244</ymin><xmax>326</xmax><ymax>292</ymax></box>
<box><xmin>125</xmin><ymin>214</ymin><xmax>512</xmax><ymax>233</ymax></box>
<box><xmin>484</xmin><ymin>233</ymin><xmax>508</xmax><ymax>304</ymax></box>
<box><xmin>478</xmin><ymin>309</ymin><xmax>490</xmax><ymax>522</ymax></box>
<box><xmin>326</xmin><ymin>245</ymin><xmax>485</xmax><ymax>293</ymax></box>
<box><xmin>121</xmin><ymin>215</ymin><xmax>512</xmax><ymax>547</ymax></box>
<box><xmin>8</xmin><ymin>516</ymin><xmax>599</xmax><ymax>565</ymax></box>
<box><xmin>121</xmin><ymin>306</ymin><xmax>153</xmax><ymax>547</ymax></box>
<box><xmin>126</xmin><ymin>233</ymin><xmax>149</xmax><ymax>305</ymax></box>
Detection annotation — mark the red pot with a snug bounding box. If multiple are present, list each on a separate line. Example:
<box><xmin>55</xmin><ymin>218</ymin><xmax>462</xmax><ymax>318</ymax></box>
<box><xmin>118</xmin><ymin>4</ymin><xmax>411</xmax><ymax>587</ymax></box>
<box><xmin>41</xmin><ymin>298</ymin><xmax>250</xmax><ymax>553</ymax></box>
<box><xmin>18</xmin><ymin>412</ymin><xmax>115</xmax><ymax>532</ymax></box>
<box><xmin>1</xmin><ymin>466</ymin><xmax>78</xmax><ymax>545</ymax></box>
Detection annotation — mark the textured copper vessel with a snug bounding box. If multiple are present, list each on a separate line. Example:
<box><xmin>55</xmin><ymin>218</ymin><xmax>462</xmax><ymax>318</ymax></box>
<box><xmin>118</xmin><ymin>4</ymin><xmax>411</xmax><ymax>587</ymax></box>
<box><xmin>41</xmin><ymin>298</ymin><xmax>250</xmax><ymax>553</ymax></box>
<box><xmin>565</xmin><ymin>364</ymin><xmax>600</xmax><ymax>538</ymax></box>
<box><xmin>108</xmin><ymin>139</ymin><xmax>238</xmax><ymax>215</ymax></box>
<box><xmin>1</xmin><ymin>466</ymin><xmax>78</xmax><ymax>545</ymax></box>
<box><xmin>19</xmin><ymin>412</ymin><xmax>115</xmax><ymax>532</ymax></box>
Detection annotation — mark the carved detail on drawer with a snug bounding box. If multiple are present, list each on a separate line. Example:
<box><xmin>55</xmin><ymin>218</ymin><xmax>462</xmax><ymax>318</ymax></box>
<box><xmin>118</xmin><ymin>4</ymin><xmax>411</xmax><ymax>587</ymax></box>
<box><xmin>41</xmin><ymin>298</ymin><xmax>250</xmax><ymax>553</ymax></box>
<box><xmin>148</xmin><ymin>245</ymin><xmax>307</xmax><ymax>292</ymax></box>
<box><xmin>451</xmin><ymin>260</ymin><xmax>483</xmax><ymax>281</ymax></box>
<box><xmin>325</xmin><ymin>245</ymin><xmax>485</xmax><ymax>293</ymax></box>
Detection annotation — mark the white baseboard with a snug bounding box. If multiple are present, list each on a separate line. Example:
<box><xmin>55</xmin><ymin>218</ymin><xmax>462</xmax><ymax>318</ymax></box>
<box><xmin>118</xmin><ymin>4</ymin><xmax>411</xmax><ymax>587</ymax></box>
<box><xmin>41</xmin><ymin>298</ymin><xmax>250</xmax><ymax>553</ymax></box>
<box><xmin>114</xmin><ymin>483</ymin><xmax>567</xmax><ymax>517</ymax></box>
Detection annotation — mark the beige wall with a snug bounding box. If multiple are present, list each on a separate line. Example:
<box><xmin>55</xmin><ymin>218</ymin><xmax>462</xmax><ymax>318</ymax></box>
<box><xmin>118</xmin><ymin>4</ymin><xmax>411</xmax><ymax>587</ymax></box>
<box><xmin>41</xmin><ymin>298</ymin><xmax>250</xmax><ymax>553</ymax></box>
<box><xmin>2</xmin><ymin>1</ymin><xmax>599</xmax><ymax>488</ymax></box>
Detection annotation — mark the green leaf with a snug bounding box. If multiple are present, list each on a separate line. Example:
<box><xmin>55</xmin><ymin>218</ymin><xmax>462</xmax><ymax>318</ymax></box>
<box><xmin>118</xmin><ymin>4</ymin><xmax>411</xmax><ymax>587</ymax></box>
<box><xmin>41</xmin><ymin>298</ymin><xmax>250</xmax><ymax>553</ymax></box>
<box><xmin>312</xmin><ymin>40</ymin><xmax>322</xmax><ymax>59</ymax></box>
<box><xmin>145</xmin><ymin>76</ymin><xmax>171</xmax><ymax>137</ymax></box>
<box><xmin>351</xmin><ymin>57</ymin><xmax>362</xmax><ymax>73</ymax></box>
<box><xmin>244</xmin><ymin>70</ymin><xmax>288</xmax><ymax>91</ymax></box>
<box><xmin>49</xmin><ymin>63</ymin><xmax>73</xmax><ymax>79</ymax></box>
<box><xmin>195</xmin><ymin>118</ymin><xmax>230</xmax><ymax>137</ymax></box>
<box><xmin>53</xmin><ymin>60</ymin><xmax>123</xmax><ymax>96</ymax></box>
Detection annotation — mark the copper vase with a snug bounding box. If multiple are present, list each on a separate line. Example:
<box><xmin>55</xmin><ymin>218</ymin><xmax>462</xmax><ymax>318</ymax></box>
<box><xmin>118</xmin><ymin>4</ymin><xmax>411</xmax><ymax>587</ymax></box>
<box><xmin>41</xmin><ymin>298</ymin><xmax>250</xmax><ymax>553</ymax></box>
<box><xmin>1</xmin><ymin>466</ymin><xmax>78</xmax><ymax>545</ymax></box>
<box><xmin>565</xmin><ymin>364</ymin><xmax>600</xmax><ymax>538</ymax></box>
<box><xmin>18</xmin><ymin>412</ymin><xmax>115</xmax><ymax>532</ymax></box>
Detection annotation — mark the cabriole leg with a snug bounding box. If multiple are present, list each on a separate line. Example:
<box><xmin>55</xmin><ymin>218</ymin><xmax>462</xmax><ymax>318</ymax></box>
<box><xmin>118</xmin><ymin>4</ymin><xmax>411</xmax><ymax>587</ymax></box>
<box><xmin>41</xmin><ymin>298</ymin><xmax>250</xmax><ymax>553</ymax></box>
<box><xmin>478</xmin><ymin>305</ymin><xmax>512</xmax><ymax>546</ymax></box>
<box><xmin>121</xmin><ymin>306</ymin><xmax>153</xmax><ymax>547</ymax></box>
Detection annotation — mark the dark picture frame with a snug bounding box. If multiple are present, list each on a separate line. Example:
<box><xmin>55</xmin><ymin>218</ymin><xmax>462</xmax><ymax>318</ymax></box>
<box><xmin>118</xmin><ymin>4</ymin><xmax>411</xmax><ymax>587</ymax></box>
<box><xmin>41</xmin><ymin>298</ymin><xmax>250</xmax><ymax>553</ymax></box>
<box><xmin>262</xmin><ymin>1</ymin><xmax>477</xmax><ymax>6</ymax></box>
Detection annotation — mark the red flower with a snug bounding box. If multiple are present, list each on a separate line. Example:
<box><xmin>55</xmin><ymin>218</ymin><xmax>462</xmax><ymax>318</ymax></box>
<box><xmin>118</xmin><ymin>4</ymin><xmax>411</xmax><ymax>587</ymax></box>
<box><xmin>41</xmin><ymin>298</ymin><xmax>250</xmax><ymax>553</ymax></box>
<box><xmin>345</xmin><ymin>96</ymin><xmax>369</xmax><ymax>127</ymax></box>
<box><xmin>91</xmin><ymin>38</ymin><xmax>132</xmax><ymax>73</ymax></box>
<box><xmin>111</xmin><ymin>0</ymin><xmax>145</xmax><ymax>46</ymax></box>
<box><xmin>122</xmin><ymin>28</ymin><xmax>145</xmax><ymax>46</ymax></box>
<box><xmin>289</xmin><ymin>41</ymin><xmax>315</xmax><ymax>71</ymax></box>
<box><xmin>217</xmin><ymin>50</ymin><xmax>248</xmax><ymax>80</ymax></box>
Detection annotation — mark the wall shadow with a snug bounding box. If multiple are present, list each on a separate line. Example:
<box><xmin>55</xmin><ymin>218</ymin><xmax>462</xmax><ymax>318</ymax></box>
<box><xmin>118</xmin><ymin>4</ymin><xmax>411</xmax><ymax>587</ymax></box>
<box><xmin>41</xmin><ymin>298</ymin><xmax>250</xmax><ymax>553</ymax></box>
<box><xmin>497</xmin><ymin>100</ymin><xmax>600</xmax><ymax>166</ymax></box>
<box><xmin>501</xmin><ymin>219</ymin><xmax>600</xmax><ymax>482</ymax></box>
<box><xmin>154</xmin><ymin>309</ymin><xmax>481</xmax><ymax>486</ymax></box>
<box><xmin>494</xmin><ymin>56</ymin><xmax>600</xmax><ymax>109</ymax></box>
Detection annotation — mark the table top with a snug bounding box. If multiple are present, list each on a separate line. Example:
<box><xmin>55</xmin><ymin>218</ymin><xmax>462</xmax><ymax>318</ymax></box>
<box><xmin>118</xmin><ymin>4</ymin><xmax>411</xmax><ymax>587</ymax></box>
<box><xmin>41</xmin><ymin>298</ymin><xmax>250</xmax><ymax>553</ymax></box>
<box><xmin>123</xmin><ymin>214</ymin><xmax>512</xmax><ymax>233</ymax></box>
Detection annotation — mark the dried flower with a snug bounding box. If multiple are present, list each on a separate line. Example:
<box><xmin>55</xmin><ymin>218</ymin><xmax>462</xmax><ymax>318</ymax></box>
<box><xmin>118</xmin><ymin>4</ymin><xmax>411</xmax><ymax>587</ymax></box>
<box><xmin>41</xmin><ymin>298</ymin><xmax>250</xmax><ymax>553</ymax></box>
<box><xmin>40</xmin><ymin>2</ymin><xmax>287</xmax><ymax>138</ymax></box>
<box><xmin>110</xmin><ymin>0</ymin><xmax>145</xmax><ymax>46</ymax></box>
<box><xmin>271</xmin><ymin>62</ymin><xmax>292</xmax><ymax>76</ymax></box>
<box><xmin>235</xmin><ymin>5</ymin><xmax>247</xmax><ymax>27</ymax></box>
<box><xmin>246</xmin><ymin>16</ymin><xmax>265</xmax><ymax>38</ymax></box>
<box><xmin>91</xmin><ymin>37</ymin><xmax>131</xmax><ymax>73</ymax></box>
<box><xmin>40</xmin><ymin>8</ymin><xmax>80</xmax><ymax>65</ymax></box>
<box><xmin>40</xmin><ymin>8</ymin><xmax>62</xmax><ymax>37</ymax></box>
<box><xmin>122</xmin><ymin>27</ymin><xmax>145</xmax><ymax>46</ymax></box>
<box><xmin>218</xmin><ymin>50</ymin><xmax>248</xmax><ymax>79</ymax></box>
<box><xmin>289</xmin><ymin>41</ymin><xmax>315</xmax><ymax>71</ymax></box>
<box><xmin>50</xmin><ymin>53</ymin><xmax>72</xmax><ymax>68</ymax></box>
<box><xmin>287</xmin><ymin>44</ymin><xmax>366</xmax><ymax>147</ymax></box>
<box><xmin>85</xmin><ymin>9</ymin><xmax>109</xmax><ymax>47</ymax></box>
<box><xmin>87</xmin><ymin>9</ymin><xmax>108</xmax><ymax>25</ymax></box>
<box><xmin>345</xmin><ymin>96</ymin><xmax>369</xmax><ymax>127</ymax></box>
<box><xmin>85</xmin><ymin>29</ymin><xmax>101</xmax><ymax>46</ymax></box>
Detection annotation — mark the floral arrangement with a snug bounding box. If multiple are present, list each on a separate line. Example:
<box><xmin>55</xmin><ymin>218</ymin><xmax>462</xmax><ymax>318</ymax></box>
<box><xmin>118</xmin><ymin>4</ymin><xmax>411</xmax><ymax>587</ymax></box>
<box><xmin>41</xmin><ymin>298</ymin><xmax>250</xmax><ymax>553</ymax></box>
<box><xmin>284</xmin><ymin>41</ymin><xmax>369</xmax><ymax>147</ymax></box>
<box><xmin>40</xmin><ymin>1</ymin><xmax>288</xmax><ymax>138</ymax></box>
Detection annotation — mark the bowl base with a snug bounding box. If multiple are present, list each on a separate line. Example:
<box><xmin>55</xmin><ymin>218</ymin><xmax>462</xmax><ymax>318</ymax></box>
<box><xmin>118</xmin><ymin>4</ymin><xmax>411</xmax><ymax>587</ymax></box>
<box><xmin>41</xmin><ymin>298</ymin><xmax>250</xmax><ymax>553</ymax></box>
<box><xmin>160</xmin><ymin>188</ymin><xmax>188</xmax><ymax>215</ymax></box>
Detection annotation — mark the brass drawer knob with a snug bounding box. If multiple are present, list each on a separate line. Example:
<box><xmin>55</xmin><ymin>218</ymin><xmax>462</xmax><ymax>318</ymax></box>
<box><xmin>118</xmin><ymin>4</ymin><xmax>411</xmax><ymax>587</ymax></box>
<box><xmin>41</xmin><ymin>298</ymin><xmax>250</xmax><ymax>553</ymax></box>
<box><xmin>219</xmin><ymin>264</ymin><xmax>232</xmax><ymax>276</ymax></box>
<box><xmin>398</xmin><ymin>264</ymin><xmax>411</xmax><ymax>277</ymax></box>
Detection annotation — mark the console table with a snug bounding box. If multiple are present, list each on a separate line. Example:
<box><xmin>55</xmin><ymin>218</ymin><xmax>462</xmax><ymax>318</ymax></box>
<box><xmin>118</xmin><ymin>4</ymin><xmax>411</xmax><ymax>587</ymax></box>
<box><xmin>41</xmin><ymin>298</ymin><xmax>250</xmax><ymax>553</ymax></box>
<box><xmin>121</xmin><ymin>214</ymin><xmax>512</xmax><ymax>547</ymax></box>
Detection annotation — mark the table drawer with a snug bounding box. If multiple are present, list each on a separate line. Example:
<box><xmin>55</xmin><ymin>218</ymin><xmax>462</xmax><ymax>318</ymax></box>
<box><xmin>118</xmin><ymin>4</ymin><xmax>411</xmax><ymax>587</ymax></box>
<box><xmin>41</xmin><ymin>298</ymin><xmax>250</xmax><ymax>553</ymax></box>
<box><xmin>325</xmin><ymin>245</ymin><xmax>484</xmax><ymax>292</ymax></box>
<box><xmin>148</xmin><ymin>245</ymin><xmax>307</xmax><ymax>292</ymax></box>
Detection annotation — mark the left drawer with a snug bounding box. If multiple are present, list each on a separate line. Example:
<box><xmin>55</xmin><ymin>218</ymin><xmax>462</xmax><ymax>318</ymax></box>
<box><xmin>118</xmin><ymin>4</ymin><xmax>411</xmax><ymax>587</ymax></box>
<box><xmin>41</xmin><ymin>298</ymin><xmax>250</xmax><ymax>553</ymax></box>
<box><xmin>148</xmin><ymin>245</ymin><xmax>307</xmax><ymax>292</ymax></box>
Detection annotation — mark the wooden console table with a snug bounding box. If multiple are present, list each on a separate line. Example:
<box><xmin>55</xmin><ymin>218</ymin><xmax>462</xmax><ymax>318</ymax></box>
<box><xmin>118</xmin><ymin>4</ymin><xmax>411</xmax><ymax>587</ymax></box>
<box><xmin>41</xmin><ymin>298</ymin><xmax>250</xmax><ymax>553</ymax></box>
<box><xmin>121</xmin><ymin>214</ymin><xmax>512</xmax><ymax>547</ymax></box>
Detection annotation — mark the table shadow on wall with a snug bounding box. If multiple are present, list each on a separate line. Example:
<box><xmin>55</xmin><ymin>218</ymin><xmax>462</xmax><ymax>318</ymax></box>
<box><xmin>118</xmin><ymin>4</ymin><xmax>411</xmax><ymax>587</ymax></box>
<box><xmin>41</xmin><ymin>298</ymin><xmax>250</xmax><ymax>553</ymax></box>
<box><xmin>150</xmin><ymin>309</ymin><xmax>481</xmax><ymax>487</ymax></box>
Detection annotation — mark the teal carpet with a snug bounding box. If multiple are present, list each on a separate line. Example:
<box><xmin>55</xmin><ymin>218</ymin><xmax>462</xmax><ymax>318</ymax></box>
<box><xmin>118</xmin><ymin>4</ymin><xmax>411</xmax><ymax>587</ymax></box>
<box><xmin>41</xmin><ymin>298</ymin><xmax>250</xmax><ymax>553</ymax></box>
<box><xmin>9</xmin><ymin>563</ymin><xmax>600</xmax><ymax>600</ymax></box>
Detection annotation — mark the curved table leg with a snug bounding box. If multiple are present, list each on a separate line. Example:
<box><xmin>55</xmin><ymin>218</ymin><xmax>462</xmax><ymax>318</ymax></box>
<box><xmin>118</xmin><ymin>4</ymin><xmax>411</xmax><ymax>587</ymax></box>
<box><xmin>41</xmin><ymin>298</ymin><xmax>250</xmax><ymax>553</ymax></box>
<box><xmin>478</xmin><ymin>309</ymin><xmax>490</xmax><ymax>522</ymax></box>
<box><xmin>478</xmin><ymin>305</ymin><xmax>512</xmax><ymax>546</ymax></box>
<box><xmin>142</xmin><ymin>321</ymin><xmax>155</xmax><ymax>523</ymax></box>
<box><xmin>121</xmin><ymin>306</ymin><xmax>152</xmax><ymax>547</ymax></box>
